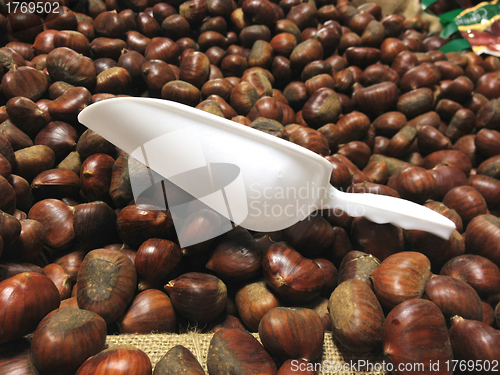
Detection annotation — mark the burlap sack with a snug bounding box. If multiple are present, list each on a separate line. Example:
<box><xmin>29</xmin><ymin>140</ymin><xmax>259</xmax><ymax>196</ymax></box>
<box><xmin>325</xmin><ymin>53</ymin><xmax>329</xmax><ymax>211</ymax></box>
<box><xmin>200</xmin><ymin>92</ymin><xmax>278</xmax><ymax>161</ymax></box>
<box><xmin>106</xmin><ymin>331</ymin><xmax>389</xmax><ymax>374</ymax></box>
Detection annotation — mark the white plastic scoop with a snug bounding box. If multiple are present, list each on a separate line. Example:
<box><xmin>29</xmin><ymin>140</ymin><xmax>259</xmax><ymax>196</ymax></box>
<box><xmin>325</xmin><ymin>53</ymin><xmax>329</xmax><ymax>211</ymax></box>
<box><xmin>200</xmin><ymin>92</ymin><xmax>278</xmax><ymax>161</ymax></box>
<box><xmin>78</xmin><ymin>97</ymin><xmax>455</xmax><ymax>240</ymax></box>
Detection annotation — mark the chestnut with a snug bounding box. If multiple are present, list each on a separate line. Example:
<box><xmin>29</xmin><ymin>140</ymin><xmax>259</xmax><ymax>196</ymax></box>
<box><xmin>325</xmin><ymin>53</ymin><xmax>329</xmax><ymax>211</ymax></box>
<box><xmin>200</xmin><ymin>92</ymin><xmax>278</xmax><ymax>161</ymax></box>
<box><xmin>209</xmin><ymin>314</ymin><xmax>247</xmax><ymax>333</ymax></box>
<box><xmin>313</xmin><ymin>258</ymin><xmax>337</xmax><ymax>296</ymax></box>
<box><xmin>15</xmin><ymin>145</ymin><xmax>56</xmax><ymax>182</ymax></box>
<box><xmin>235</xmin><ymin>279</ymin><xmax>281</xmax><ymax>332</ymax></box>
<box><xmin>387</xmin><ymin>166</ymin><xmax>437</xmax><ymax>203</ymax></box>
<box><xmin>262</xmin><ymin>242</ymin><xmax>324</xmax><ymax>303</ymax></box>
<box><xmin>0</xmin><ymin>174</ymin><xmax>15</xmax><ymax>214</ymax></box>
<box><xmin>55</xmin><ymin>249</ymin><xmax>86</xmax><ymax>283</ymax></box>
<box><xmin>48</xmin><ymin>86</ymin><xmax>92</xmax><ymax>122</ymax></box>
<box><xmin>75</xmin><ymin>346</ymin><xmax>152</xmax><ymax>375</ymax></box>
<box><xmin>118</xmin><ymin>289</ymin><xmax>176</xmax><ymax>333</ymax></box>
<box><xmin>405</xmin><ymin>223</ymin><xmax>465</xmax><ymax>271</ymax></box>
<box><xmin>207</xmin><ymin>328</ymin><xmax>277</xmax><ymax>374</ymax></box>
<box><xmin>165</xmin><ymin>272</ymin><xmax>227</xmax><ymax>324</ymax></box>
<box><xmin>0</xmin><ymin>119</ymin><xmax>34</xmax><ymax>152</ymax></box>
<box><xmin>2</xmin><ymin>66</ymin><xmax>48</xmax><ymax>102</ymax></box>
<box><xmin>5</xmin><ymin>96</ymin><xmax>45</xmax><ymax>138</ymax></box>
<box><xmin>31</xmin><ymin>307</ymin><xmax>107</xmax><ymax>375</ymax></box>
<box><xmin>126</xmin><ymin>30</ymin><xmax>151</xmax><ymax>55</ymax></box>
<box><xmin>400</xmin><ymin>62</ymin><xmax>441</xmax><ymax>92</ymax></box>
<box><xmin>34</xmin><ymin>121</ymin><xmax>78</xmax><ymax>162</ymax></box>
<box><xmin>145</xmin><ymin>37</ymin><xmax>180</xmax><ymax>64</ymax></box>
<box><xmin>135</xmin><ymin>238</ymin><xmax>181</xmax><ymax>287</ymax></box>
<box><xmin>76</xmin><ymin>129</ymin><xmax>115</xmax><ymax>161</ymax></box>
<box><xmin>466</xmin><ymin>214</ymin><xmax>500</xmax><ymax>266</ymax></box>
<box><xmin>153</xmin><ymin>345</ymin><xmax>204</xmax><ymax>375</ymax></box>
<box><xmin>422</xmin><ymin>149</ymin><xmax>472</xmax><ymax>176</ymax></box>
<box><xmin>46</xmin><ymin>47</ymin><xmax>96</xmax><ymax>88</ymax></box>
<box><xmin>206</xmin><ymin>226</ymin><xmax>262</xmax><ymax>281</ymax></box>
<box><xmin>329</xmin><ymin>279</ymin><xmax>384</xmax><ymax>353</ymax></box>
<box><xmin>477</xmin><ymin>155</ymin><xmax>500</xmax><ymax>179</ymax></box>
<box><xmin>353</xmin><ymin>81</ymin><xmax>398</xmax><ymax>116</ymax></box>
<box><xmin>288</xmin><ymin>126</ymin><xmax>330</xmax><ymax>156</ymax></box>
<box><xmin>384</xmin><ymin>299</ymin><xmax>453</xmax><ymax>374</ymax></box>
<box><xmin>351</xmin><ymin>217</ymin><xmax>403</xmax><ymax>261</ymax></box>
<box><xmin>73</xmin><ymin>201</ymin><xmax>119</xmax><ymax>251</ymax></box>
<box><xmin>0</xmin><ymin>272</ymin><xmax>60</xmax><ymax>344</ymax></box>
<box><xmin>324</xmin><ymin>155</ymin><xmax>352</xmax><ymax>189</ymax></box>
<box><xmin>442</xmin><ymin>186</ymin><xmax>487</xmax><ymax>226</ymax></box>
<box><xmin>282</xmin><ymin>215</ymin><xmax>334</xmax><ymax>257</ymax></box>
<box><xmin>428</xmin><ymin>165</ymin><xmax>467</xmax><ymax>200</ymax></box>
<box><xmin>258</xmin><ymin>307</ymin><xmax>324</xmax><ymax>361</ymax></box>
<box><xmin>95</xmin><ymin>67</ymin><xmax>132</xmax><ymax>95</ymax></box>
<box><xmin>77</xmin><ymin>249</ymin><xmax>137</xmax><ymax>324</ymax></box>
<box><xmin>386</xmin><ymin>125</ymin><xmax>417</xmax><ymax>158</ymax></box>
<box><xmin>53</xmin><ymin>30</ymin><xmax>90</xmax><ymax>56</ymax></box>
<box><xmin>370</xmin><ymin>251</ymin><xmax>431</xmax><ymax>309</ymax></box>
<box><xmin>425</xmin><ymin>274</ymin><xmax>483</xmax><ymax>321</ymax></box>
<box><xmin>362</xmin><ymin>161</ymin><xmax>389</xmax><ymax>184</ymax></box>
<box><xmin>289</xmin><ymin>39</ymin><xmax>324</xmax><ymax>72</ymax></box>
<box><xmin>31</xmin><ymin>168</ymin><xmax>80</xmax><ymax>200</ymax></box>
<box><xmin>80</xmin><ymin>153</ymin><xmax>115</xmax><ymax>202</ymax></box>
<box><xmin>162</xmin><ymin>80</ymin><xmax>201</xmax><ymax>107</ymax></box>
<box><xmin>43</xmin><ymin>263</ymin><xmax>72</xmax><ymax>300</ymax></box>
<box><xmin>440</xmin><ymin>254</ymin><xmax>500</xmax><ymax>296</ymax></box>
<box><xmin>449</xmin><ymin>316</ymin><xmax>500</xmax><ymax>371</ymax></box>
<box><xmin>483</xmin><ymin>301</ymin><xmax>496</xmax><ymax>326</ymax></box>
<box><xmin>116</xmin><ymin>204</ymin><xmax>176</xmax><ymax>248</ymax></box>
<box><xmin>396</xmin><ymin>87</ymin><xmax>434</xmax><ymax>119</ymax></box>
<box><xmin>28</xmin><ymin>198</ymin><xmax>75</xmax><ymax>251</ymax></box>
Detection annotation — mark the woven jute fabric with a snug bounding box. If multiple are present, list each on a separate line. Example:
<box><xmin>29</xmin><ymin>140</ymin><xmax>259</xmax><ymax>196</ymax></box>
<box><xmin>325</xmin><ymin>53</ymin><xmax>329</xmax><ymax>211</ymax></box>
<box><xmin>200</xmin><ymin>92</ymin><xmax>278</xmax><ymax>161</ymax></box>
<box><xmin>106</xmin><ymin>332</ymin><xmax>389</xmax><ymax>374</ymax></box>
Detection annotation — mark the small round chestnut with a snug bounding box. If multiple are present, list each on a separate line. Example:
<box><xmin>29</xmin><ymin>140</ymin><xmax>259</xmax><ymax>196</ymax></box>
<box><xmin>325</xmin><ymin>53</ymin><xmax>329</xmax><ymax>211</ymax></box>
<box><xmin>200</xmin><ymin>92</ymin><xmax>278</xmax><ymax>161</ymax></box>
<box><xmin>31</xmin><ymin>307</ymin><xmax>107</xmax><ymax>375</ymax></box>
<box><xmin>75</xmin><ymin>346</ymin><xmax>152</xmax><ymax>375</ymax></box>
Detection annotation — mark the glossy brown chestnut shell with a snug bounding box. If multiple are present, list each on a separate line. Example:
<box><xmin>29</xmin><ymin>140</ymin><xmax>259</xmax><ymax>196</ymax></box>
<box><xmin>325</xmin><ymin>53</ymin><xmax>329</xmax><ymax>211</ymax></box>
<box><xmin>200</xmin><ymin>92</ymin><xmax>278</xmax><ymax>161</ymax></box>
<box><xmin>134</xmin><ymin>238</ymin><xmax>181</xmax><ymax>287</ymax></box>
<box><xmin>116</xmin><ymin>204</ymin><xmax>176</xmax><ymax>248</ymax></box>
<box><xmin>425</xmin><ymin>274</ymin><xmax>483</xmax><ymax>321</ymax></box>
<box><xmin>440</xmin><ymin>254</ymin><xmax>500</xmax><ymax>296</ymax></box>
<box><xmin>34</xmin><ymin>121</ymin><xmax>77</xmax><ymax>161</ymax></box>
<box><xmin>75</xmin><ymin>346</ymin><xmax>152</xmax><ymax>375</ymax></box>
<box><xmin>449</xmin><ymin>316</ymin><xmax>500</xmax><ymax>370</ymax></box>
<box><xmin>370</xmin><ymin>251</ymin><xmax>431</xmax><ymax>309</ymax></box>
<box><xmin>383</xmin><ymin>299</ymin><xmax>453</xmax><ymax>375</ymax></box>
<box><xmin>118</xmin><ymin>289</ymin><xmax>176</xmax><ymax>334</ymax></box>
<box><xmin>165</xmin><ymin>272</ymin><xmax>227</xmax><ymax>324</ymax></box>
<box><xmin>0</xmin><ymin>272</ymin><xmax>60</xmax><ymax>344</ymax></box>
<box><xmin>466</xmin><ymin>214</ymin><xmax>500</xmax><ymax>266</ymax></box>
<box><xmin>31</xmin><ymin>307</ymin><xmax>107</xmax><ymax>375</ymax></box>
<box><xmin>258</xmin><ymin>307</ymin><xmax>324</xmax><ymax>361</ymax></box>
<box><xmin>28</xmin><ymin>198</ymin><xmax>75</xmax><ymax>251</ymax></box>
<box><xmin>262</xmin><ymin>242</ymin><xmax>324</xmax><ymax>303</ymax></box>
<box><xmin>206</xmin><ymin>226</ymin><xmax>262</xmax><ymax>281</ymax></box>
<box><xmin>46</xmin><ymin>47</ymin><xmax>96</xmax><ymax>88</ymax></box>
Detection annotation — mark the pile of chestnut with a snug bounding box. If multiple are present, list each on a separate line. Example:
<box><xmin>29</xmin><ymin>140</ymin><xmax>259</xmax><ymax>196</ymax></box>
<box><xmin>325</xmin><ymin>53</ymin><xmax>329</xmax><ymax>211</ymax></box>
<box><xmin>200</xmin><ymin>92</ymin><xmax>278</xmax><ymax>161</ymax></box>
<box><xmin>1</xmin><ymin>0</ymin><xmax>500</xmax><ymax>373</ymax></box>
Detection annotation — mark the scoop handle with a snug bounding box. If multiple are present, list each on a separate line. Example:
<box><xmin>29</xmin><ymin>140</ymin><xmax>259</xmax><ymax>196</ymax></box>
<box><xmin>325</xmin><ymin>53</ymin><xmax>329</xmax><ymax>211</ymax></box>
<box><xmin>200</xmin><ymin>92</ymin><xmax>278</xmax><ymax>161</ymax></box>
<box><xmin>326</xmin><ymin>186</ymin><xmax>456</xmax><ymax>240</ymax></box>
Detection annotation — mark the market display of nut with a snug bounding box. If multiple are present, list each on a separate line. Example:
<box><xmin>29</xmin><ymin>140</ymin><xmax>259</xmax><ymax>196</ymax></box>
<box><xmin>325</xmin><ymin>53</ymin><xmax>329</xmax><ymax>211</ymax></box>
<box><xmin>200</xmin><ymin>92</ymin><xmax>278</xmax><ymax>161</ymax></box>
<box><xmin>2</xmin><ymin>0</ymin><xmax>500</xmax><ymax>373</ymax></box>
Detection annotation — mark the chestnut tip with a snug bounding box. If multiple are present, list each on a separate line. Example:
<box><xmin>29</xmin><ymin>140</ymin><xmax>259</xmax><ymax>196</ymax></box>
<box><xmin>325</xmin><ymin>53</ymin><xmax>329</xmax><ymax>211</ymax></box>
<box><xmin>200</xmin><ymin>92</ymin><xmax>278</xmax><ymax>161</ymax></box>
<box><xmin>450</xmin><ymin>315</ymin><xmax>464</xmax><ymax>325</ymax></box>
